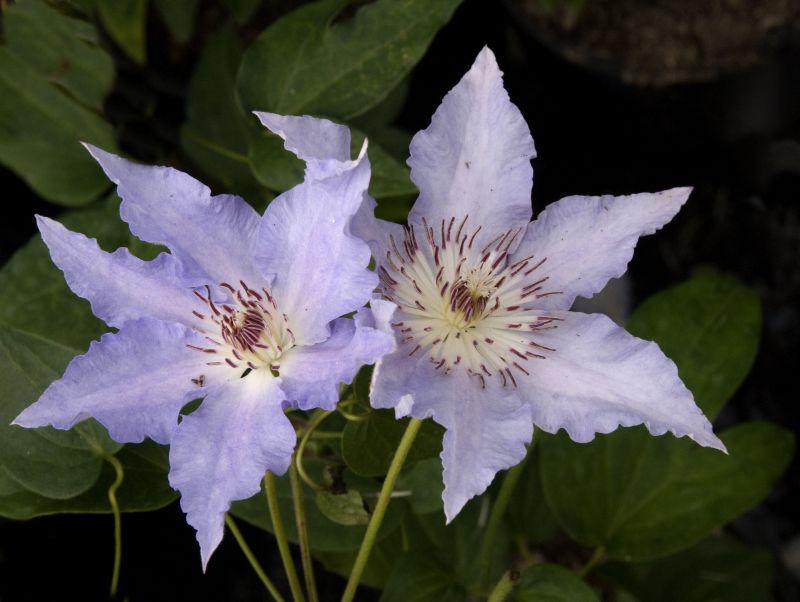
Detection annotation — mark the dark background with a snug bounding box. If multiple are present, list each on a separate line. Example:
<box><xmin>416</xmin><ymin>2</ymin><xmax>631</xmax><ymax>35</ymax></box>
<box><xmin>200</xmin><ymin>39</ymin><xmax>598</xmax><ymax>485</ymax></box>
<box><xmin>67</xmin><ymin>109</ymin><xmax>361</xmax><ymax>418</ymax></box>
<box><xmin>1</xmin><ymin>0</ymin><xmax>798</xmax><ymax>600</ymax></box>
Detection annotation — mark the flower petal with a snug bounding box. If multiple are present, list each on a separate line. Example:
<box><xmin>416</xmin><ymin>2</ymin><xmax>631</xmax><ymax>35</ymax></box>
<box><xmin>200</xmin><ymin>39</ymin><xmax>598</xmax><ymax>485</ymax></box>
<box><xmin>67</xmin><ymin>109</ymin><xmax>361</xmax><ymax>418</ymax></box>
<box><xmin>435</xmin><ymin>379</ymin><xmax>532</xmax><ymax>522</ymax></box>
<box><xmin>520</xmin><ymin>311</ymin><xmax>725</xmax><ymax>451</ymax></box>
<box><xmin>408</xmin><ymin>47</ymin><xmax>535</xmax><ymax>248</ymax></box>
<box><xmin>12</xmin><ymin>318</ymin><xmax>216</xmax><ymax>445</ymax></box>
<box><xmin>254</xmin><ymin>112</ymin><xmax>353</xmax><ymax>181</ymax></box>
<box><xmin>371</xmin><ymin>351</ymin><xmax>532</xmax><ymax>521</ymax></box>
<box><xmin>84</xmin><ymin>145</ymin><xmax>262</xmax><ymax>287</ymax></box>
<box><xmin>168</xmin><ymin>371</ymin><xmax>295</xmax><ymax>569</ymax></box>
<box><xmin>36</xmin><ymin>216</ymin><xmax>200</xmax><ymax>329</ymax></box>
<box><xmin>280</xmin><ymin>317</ymin><xmax>394</xmax><ymax>411</ymax></box>
<box><xmin>514</xmin><ymin>188</ymin><xmax>691</xmax><ymax>310</ymax></box>
<box><xmin>254</xmin><ymin>155</ymin><xmax>377</xmax><ymax>344</ymax></box>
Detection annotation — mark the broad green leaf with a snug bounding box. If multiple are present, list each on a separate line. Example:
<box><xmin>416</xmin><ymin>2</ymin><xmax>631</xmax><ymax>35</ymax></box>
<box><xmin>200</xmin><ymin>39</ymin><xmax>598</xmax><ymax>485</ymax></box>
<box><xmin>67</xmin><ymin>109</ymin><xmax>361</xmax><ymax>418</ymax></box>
<box><xmin>0</xmin><ymin>203</ymin><xmax>174</xmax><ymax>517</ymax></box>
<box><xmin>315</xmin><ymin>526</ymin><xmax>407</xmax><ymax>589</ymax></box>
<box><xmin>539</xmin><ymin>272</ymin><xmax>792</xmax><ymax>561</ymax></box>
<box><xmin>342</xmin><ymin>410</ymin><xmax>443</xmax><ymax>477</ymax></box>
<box><xmin>231</xmin><ymin>460</ymin><xmax>406</xmax><ymax>552</ymax></box>
<box><xmin>626</xmin><ymin>270</ymin><xmax>762</xmax><ymax>420</ymax></box>
<box><xmin>219</xmin><ymin>0</ymin><xmax>261</xmax><ymax>24</ymax></box>
<box><xmin>399</xmin><ymin>457</ymin><xmax>443</xmax><ymax>515</ymax></box>
<box><xmin>91</xmin><ymin>0</ymin><xmax>148</xmax><ymax>64</ymax></box>
<box><xmin>153</xmin><ymin>0</ymin><xmax>197</xmax><ymax>43</ymax></box>
<box><xmin>598</xmin><ymin>535</ymin><xmax>773</xmax><ymax>602</ymax></box>
<box><xmin>0</xmin><ymin>325</ymin><xmax>118</xmax><ymax>499</ymax></box>
<box><xmin>0</xmin><ymin>441</ymin><xmax>177</xmax><ymax>518</ymax></box>
<box><xmin>380</xmin><ymin>554</ymin><xmax>466</xmax><ymax>602</ymax></box>
<box><xmin>508</xmin><ymin>444</ymin><xmax>559</xmax><ymax>543</ymax></box>
<box><xmin>237</xmin><ymin>0</ymin><xmax>463</xmax><ymax>120</ymax></box>
<box><xmin>180</xmin><ymin>26</ymin><xmax>268</xmax><ymax>203</ymax></box>
<box><xmin>315</xmin><ymin>489</ymin><xmax>369</xmax><ymax>526</ymax></box>
<box><xmin>512</xmin><ymin>564</ymin><xmax>599</xmax><ymax>601</ymax></box>
<box><xmin>0</xmin><ymin>49</ymin><xmax>117</xmax><ymax>205</ymax></box>
<box><xmin>4</xmin><ymin>0</ymin><xmax>114</xmax><ymax>110</ymax></box>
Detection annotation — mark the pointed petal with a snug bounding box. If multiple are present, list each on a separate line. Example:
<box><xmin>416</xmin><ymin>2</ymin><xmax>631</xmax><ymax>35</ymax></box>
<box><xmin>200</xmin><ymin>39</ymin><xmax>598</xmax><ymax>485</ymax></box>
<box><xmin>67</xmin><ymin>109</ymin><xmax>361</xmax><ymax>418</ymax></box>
<box><xmin>280</xmin><ymin>317</ymin><xmax>394</xmax><ymax>411</ymax></box>
<box><xmin>254</xmin><ymin>155</ymin><xmax>377</xmax><ymax>344</ymax></box>
<box><xmin>521</xmin><ymin>311</ymin><xmax>725</xmax><ymax>451</ymax></box>
<box><xmin>168</xmin><ymin>372</ymin><xmax>295</xmax><ymax>569</ymax></box>
<box><xmin>435</xmin><ymin>380</ymin><xmax>532</xmax><ymax>522</ymax></box>
<box><xmin>84</xmin><ymin>145</ymin><xmax>262</xmax><ymax>287</ymax></box>
<box><xmin>254</xmin><ymin>112</ymin><xmax>353</xmax><ymax>180</ymax></box>
<box><xmin>408</xmin><ymin>47</ymin><xmax>535</xmax><ymax>248</ymax></box>
<box><xmin>36</xmin><ymin>216</ymin><xmax>200</xmax><ymax>329</ymax></box>
<box><xmin>514</xmin><ymin>188</ymin><xmax>691</xmax><ymax>310</ymax></box>
<box><xmin>13</xmin><ymin>319</ymin><xmax>216</xmax><ymax>445</ymax></box>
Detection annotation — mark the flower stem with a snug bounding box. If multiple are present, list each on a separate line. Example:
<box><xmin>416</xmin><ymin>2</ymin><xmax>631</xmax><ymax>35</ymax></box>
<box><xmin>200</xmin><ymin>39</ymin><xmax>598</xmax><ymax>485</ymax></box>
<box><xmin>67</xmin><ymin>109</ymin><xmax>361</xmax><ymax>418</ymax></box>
<box><xmin>105</xmin><ymin>454</ymin><xmax>124</xmax><ymax>598</ymax></box>
<box><xmin>225</xmin><ymin>514</ymin><xmax>286</xmax><ymax>602</ymax></box>
<box><xmin>486</xmin><ymin>570</ymin><xmax>517</xmax><ymax>602</ymax></box>
<box><xmin>289</xmin><ymin>461</ymin><xmax>318</xmax><ymax>602</ymax></box>
<box><xmin>578</xmin><ymin>546</ymin><xmax>605</xmax><ymax>577</ymax></box>
<box><xmin>341</xmin><ymin>417</ymin><xmax>423</xmax><ymax>602</ymax></box>
<box><xmin>264</xmin><ymin>472</ymin><xmax>306</xmax><ymax>602</ymax></box>
<box><xmin>295</xmin><ymin>410</ymin><xmax>333</xmax><ymax>492</ymax></box>
<box><xmin>479</xmin><ymin>439</ymin><xmax>533</xmax><ymax>588</ymax></box>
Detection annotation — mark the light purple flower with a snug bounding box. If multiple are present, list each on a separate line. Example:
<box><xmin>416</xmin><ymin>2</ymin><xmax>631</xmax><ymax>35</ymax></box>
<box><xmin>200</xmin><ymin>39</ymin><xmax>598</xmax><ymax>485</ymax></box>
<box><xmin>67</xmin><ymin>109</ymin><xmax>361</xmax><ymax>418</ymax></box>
<box><xmin>261</xmin><ymin>48</ymin><xmax>726</xmax><ymax>522</ymax></box>
<box><xmin>12</xmin><ymin>141</ymin><xmax>393</xmax><ymax>567</ymax></box>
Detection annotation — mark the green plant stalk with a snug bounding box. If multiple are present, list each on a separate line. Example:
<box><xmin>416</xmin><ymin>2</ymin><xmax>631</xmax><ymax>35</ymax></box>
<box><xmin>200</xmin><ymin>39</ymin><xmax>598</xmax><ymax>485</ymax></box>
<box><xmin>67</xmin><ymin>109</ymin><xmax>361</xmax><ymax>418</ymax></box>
<box><xmin>486</xmin><ymin>571</ymin><xmax>516</xmax><ymax>602</ymax></box>
<box><xmin>289</xmin><ymin>461</ymin><xmax>319</xmax><ymax>602</ymax></box>
<box><xmin>264</xmin><ymin>472</ymin><xmax>306</xmax><ymax>602</ymax></box>
<box><xmin>578</xmin><ymin>545</ymin><xmax>605</xmax><ymax>577</ymax></box>
<box><xmin>296</xmin><ymin>410</ymin><xmax>333</xmax><ymax>491</ymax></box>
<box><xmin>341</xmin><ymin>417</ymin><xmax>423</xmax><ymax>602</ymax></box>
<box><xmin>225</xmin><ymin>514</ymin><xmax>286</xmax><ymax>602</ymax></box>
<box><xmin>479</xmin><ymin>440</ymin><xmax>533</xmax><ymax>587</ymax></box>
<box><xmin>105</xmin><ymin>454</ymin><xmax>124</xmax><ymax>598</ymax></box>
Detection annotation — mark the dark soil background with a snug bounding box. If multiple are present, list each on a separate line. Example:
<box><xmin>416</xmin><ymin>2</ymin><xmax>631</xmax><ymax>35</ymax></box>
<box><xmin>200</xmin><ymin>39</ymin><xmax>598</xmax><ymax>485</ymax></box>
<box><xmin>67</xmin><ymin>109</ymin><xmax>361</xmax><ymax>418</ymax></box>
<box><xmin>1</xmin><ymin>1</ymin><xmax>799</xmax><ymax>600</ymax></box>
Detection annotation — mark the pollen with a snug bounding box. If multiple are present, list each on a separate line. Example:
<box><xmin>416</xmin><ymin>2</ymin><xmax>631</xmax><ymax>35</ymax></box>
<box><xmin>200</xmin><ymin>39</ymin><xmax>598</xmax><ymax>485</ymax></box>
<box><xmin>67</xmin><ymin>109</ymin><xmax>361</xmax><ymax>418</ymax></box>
<box><xmin>379</xmin><ymin>215</ymin><xmax>562</xmax><ymax>388</ymax></box>
<box><xmin>187</xmin><ymin>281</ymin><xmax>295</xmax><ymax>374</ymax></box>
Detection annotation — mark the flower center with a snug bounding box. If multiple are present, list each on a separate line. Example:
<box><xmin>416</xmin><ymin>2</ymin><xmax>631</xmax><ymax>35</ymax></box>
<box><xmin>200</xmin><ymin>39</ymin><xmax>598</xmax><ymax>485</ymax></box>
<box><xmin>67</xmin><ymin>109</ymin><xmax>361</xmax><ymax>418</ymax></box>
<box><xmin>187</xmin><ymin>280</ymin><xmax>295</xmax><ymax>376</ymax></box>
<box><xmin>379</xmin><ymin>216</ymin><xmax>562</xmax><ymax>388</ymax></box>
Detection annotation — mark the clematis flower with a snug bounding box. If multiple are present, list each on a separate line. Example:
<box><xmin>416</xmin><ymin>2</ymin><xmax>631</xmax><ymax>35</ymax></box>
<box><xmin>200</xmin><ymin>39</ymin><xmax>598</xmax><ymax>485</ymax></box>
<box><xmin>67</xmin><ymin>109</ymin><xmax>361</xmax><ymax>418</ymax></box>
<box><xmin>12</xmin><ymin>140</ymin><xmax>393</xmax><ymax>566</ymax></box>
<box><xmin>259</xmin><ymin>48</ymin><xmax>726</xmax><ymax>522</ymax></box>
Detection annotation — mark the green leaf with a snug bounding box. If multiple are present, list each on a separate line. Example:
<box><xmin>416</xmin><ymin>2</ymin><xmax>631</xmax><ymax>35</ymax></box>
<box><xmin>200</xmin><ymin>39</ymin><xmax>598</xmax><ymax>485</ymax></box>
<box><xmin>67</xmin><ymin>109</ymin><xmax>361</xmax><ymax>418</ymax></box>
<box><xmin>380</xmin><ymin>554</ymin><xmax>466</xmax><ymax>602</ymax></box>
<box><xmin>91</xmin><ymin>0</ymin><xmax>148</xmax><ymax>64</ymax></box>
<box><xmin>0</xmin><ymin>203</ymin><xmax>174</xmax><ymax>517</ymax></box>
<box><xmin>512</xmin><ymin>564</ymin><xmax>599</xmax><ymax>601</ymax></box>
<box><xmin>598</xmin><ymin>535</ymin><xmax>773</xmax><ymax>602</ymax></box>
<box><xmin>539</xmin><ymin>273</ymin><xmax>792</xmax><ymax>561</ymax></box>
<box><xmin>508</xmin><ymin>444</ymin><xmax>559</xmax><ymax>543</ymax></box>
<box><xmin>153</xmin><ymin>0</ymin><xmax>197</xmax><ymax>43</ymax></box>
<box><xmin>625</xmin><ymin>270</ymin><xmax>762</xmax><ymax>419</ymax></box>
<box><xmin>342</xmin><ymin>411</ymin><xmax>443</xmax><ymax>477</ymax></box>
<box><xmin>237</xmin><ymin>0</ymin><xmax>463</xmax><ymax>120</ymax></box>
<box><xmin>0</xmin><ymin>49</ymin><xmax>117</xmax><ymax>205</ymax></box>
<box><xmin>315</xmin><ymin>526</ymin><xmax>407</xmax><ymax>589</ymax></box>
<box><xmin>180</xmin><ymin>26</ymin><xmax>269</xmax><ymax>203</ymax></box>
<box><xmin>0</xmin><ymin>441</ymin><xmax>177</xmax><ymax>518</ymax></box>
<box><xmin>231</xmin><ymin>460</ymin><xmax>406</xmax><ymax>551</ymax></box>
<box><xmin>3</xmin><ymin>0</ymin><xmax>114</xmax><ymax>110</ymax></box>
<box><xmin>399</xmin><ymin>457</ymin><xmax>443</xmax><ymax>515</ymax></box>
<box><xmin>315</xmin><ymin>489</ymin><xmax>369</xmax><ymax>526</ymax></box>
<box><xmin>219</xmin><ymin>0</ymin><xmax>261</xmax><ymax>24</ymax></box>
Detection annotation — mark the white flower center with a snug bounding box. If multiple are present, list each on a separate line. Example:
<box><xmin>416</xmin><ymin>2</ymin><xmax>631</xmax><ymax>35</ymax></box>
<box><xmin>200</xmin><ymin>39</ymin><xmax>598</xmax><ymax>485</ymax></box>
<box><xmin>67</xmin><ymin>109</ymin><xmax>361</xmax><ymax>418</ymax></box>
<box><xmin>187</xmin><ymin>281</ymin><xmax>295</xmax><ymax>377</ymax></box>
<box><xmin>379</xmin><ymin>216</ymin><xmax>561</xmax><ymax>388</ymax></box>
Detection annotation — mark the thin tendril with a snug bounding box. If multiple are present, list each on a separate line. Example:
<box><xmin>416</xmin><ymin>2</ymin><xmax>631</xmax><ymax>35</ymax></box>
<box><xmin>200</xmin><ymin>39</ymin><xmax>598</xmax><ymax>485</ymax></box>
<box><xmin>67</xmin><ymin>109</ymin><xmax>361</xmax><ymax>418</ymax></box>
<box><xmin>295</xmin><ymin>410</ymin><xmax>333</xmax><ymax>491</ymax></box>
<box><xmin>224</xmin><ymin>514</ymin><xmax>286</xmax><ymax>602</ymax></box>
<box><xmin>104</xmin><ymin>454</ymin><xmax>124</xmax><ymax>598</ymax></box>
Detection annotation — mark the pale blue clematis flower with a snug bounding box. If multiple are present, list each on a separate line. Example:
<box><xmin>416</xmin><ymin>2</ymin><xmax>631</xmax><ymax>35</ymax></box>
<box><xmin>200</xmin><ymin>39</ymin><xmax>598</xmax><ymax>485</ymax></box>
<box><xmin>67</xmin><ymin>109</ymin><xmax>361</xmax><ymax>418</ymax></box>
<box><xmin>259</xmin><ymin>47</ymin><xmax>726</xmax><ymax>523</ymax></box>
<box><xmin>12</xmin><ymin>140</ymin><xmax>394</xmax><ymax>567</ymax></box>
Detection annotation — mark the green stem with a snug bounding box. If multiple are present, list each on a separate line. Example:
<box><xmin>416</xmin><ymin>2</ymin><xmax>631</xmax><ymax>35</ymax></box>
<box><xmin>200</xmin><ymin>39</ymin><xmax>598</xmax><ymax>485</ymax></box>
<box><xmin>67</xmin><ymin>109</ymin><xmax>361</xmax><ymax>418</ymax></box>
<box><xmin>289</xmin><ymin>462</ymin><xmax>319</xmax><ymax>602</ymax></box>
<box><xmin>341</xmin><ymin>418</ymin><xmax>423</xmax><ymax>602</ymax></box>
<box><xmin>225</xmin><ymin>514</ymin><xmax>286</xmax><ymax>602</ymax></box>
<box><xmin>479</xmin><ymin>439</ymin><xmax>534</xmax><ymax>587</ymax></box>
<box><xmin>295</xmin><ymin>410</ymin><xmax>333</xmax><ymax>492</ymax></box>
<box><xmin>486</xmin><ymin>571</ymin><xmax>517</xmax><ymax>602</ymax></box>
<box><xmin>264</xmin><ymin>472</ymin><xmax>306</xmax><ymax>602</ymax></box>
<box><xmin>578</xmin><ymin>546</ymin><xmax>605</xmax><ymax>577</ymax></box>
<box><xmin>105</xmin><ymin>454</ymin><xmax>124</xmax><ymax>598</ymax></box>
